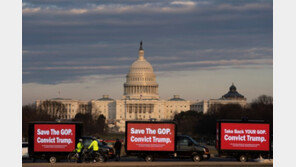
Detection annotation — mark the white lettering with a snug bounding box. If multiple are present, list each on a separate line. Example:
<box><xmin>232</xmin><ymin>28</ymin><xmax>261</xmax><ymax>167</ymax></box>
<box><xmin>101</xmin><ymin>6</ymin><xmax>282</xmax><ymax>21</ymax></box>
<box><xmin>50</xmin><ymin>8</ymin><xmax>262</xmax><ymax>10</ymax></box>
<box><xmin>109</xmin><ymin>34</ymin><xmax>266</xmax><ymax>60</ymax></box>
<box><xmin>158</xmin><ymin>128</ymin><xmax>171</xmax><ymax>134</ymax></box>
<box><xmin>130</xmin><ymin>128</ymin><xmax>145</xmax><ymax>134</ymax></box>
<box><xmin>224</xmin><ymin>135</ymin><xmax>246</xmax><ymax>141</ymax></box>
<box><xmin>130</xmin><ymin>136</ymin><xmax>151</xmax><ymax>142</ymax></box>
<box><xmin>61</xmin><ymin>129</ymin><xmax>72</xmax><ymax>135</ymax></box>
<box><xmin>37</xmin><ymin>129</ymin><xmax>49</xmax><ymax>135</ymax></box>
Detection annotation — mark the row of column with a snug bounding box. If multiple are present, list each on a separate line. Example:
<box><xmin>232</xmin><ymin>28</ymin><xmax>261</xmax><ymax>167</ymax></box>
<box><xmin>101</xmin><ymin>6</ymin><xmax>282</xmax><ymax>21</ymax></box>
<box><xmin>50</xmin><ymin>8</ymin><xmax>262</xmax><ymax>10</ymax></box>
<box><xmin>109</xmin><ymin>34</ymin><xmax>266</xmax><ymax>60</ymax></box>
<box><xmin>127</xmin><ymin>104</ymin><xmax>154</xmax><ymax>114</ymax></box>
<box><xmin>129</xmin><ymin>77</ymin><xmax>154</xmax><ymax>82</ymax></box>
<box><xmin>124</xmin><ymin>85</ymin><xmax>158</xmax><ymax>94</ymax></box>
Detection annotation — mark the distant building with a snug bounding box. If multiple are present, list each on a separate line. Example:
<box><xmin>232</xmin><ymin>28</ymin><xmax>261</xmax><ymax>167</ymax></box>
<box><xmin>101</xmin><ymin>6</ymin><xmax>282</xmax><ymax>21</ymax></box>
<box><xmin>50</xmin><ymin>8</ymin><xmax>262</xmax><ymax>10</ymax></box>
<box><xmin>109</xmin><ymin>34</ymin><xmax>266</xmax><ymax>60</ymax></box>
<box><xmin>190</xmin><ymin>84</ymin><xmax>247</xmax><ymax>114</ymax></box>
<box><xmin>36</xmin><ymin>98</ymin><xmax>90</xmax><ymax>120</ymax></box>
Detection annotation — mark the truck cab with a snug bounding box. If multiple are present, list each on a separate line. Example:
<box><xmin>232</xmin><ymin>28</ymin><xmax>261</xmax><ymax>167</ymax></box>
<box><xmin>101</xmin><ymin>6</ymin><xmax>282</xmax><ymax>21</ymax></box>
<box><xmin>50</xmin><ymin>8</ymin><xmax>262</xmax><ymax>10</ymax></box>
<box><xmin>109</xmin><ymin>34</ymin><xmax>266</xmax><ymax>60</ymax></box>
<box><xmin>176</xmin><ymin>135</ymin><xmax>210</xmax><ymax>161</ymax></box>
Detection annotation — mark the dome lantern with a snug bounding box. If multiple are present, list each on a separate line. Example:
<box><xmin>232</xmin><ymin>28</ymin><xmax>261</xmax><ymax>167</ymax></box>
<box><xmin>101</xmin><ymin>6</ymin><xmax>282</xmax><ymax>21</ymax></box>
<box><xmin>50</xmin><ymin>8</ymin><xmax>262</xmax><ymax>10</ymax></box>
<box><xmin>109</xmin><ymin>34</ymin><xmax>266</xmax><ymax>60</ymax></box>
<box><xmin>138</xmin><ymin>41</ymin><xmax>145</xmax><ymax>60</ymax></box>
<box><xmin>139</xmin><ymin>40</ymin><xmax>143</xmax><ymax>50</ymax></box>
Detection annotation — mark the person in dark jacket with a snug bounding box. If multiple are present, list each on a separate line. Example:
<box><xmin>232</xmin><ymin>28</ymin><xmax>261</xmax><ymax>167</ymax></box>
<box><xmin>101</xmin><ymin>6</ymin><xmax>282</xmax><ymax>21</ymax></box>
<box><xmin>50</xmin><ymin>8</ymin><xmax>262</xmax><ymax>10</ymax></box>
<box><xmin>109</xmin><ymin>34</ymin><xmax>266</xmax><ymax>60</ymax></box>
<box><xmin>113</xmin><ymin>139</ymin><xmax>122</xmax><ymax>161</ymax></box>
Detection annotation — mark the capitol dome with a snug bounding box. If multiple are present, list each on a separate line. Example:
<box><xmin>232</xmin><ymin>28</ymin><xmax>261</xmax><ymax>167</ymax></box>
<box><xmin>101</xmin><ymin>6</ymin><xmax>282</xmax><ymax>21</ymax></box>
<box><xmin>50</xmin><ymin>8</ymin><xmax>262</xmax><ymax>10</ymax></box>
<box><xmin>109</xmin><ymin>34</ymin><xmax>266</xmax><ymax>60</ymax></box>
<box><xmin>123</xmin><ymin>41</ymin><xmax>159</xmax><ymax>100</ymax></box>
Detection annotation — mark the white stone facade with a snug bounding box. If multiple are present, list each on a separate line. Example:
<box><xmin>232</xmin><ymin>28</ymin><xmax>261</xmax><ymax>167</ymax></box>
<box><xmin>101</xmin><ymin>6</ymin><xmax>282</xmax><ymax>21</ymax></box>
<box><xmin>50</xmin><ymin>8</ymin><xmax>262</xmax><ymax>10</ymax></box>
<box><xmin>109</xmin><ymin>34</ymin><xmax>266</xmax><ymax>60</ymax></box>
<box><xmin>190</xmin><ymin>84</ymin><xmax>247</xmax><ymax>114</ymax></box>
<box><xmin>114</xmin><ymin>98</ymin><xmax>190</xmax><ymax>132</ymax></box>
<box><xmin>190</xmin><ymin>99</ymin><xmax>247</xmax><ymax>114</ymax></box>
<box><xmin>36</xmin><ymin>98</ymin><xmax>89</xmax><ymax>119</ymax></box>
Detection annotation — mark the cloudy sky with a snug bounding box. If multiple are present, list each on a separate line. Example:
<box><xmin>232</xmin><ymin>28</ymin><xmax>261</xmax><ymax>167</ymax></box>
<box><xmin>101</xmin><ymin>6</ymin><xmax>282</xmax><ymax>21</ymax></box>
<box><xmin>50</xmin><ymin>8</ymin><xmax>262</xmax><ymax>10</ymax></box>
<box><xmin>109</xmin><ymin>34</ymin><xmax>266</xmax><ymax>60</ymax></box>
<box><xmin>22</xmin><ymin>0</ymin><xmax>273</xmax><ymax>105</ymax></box>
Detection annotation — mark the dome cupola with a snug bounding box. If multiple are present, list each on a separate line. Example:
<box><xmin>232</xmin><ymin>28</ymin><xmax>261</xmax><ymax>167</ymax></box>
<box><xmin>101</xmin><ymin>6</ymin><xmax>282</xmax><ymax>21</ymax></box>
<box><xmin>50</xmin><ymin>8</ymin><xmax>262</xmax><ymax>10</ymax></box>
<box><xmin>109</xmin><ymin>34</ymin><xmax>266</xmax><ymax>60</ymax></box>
<box><xmin>221</xmin><ymin>83</ymin><xmax>245</xmax><ymax>100</ymax></box>
<box><xmin>123</xmin><ymin>41</ymin><xmax>159</xmax><ymax>100</ymax></box>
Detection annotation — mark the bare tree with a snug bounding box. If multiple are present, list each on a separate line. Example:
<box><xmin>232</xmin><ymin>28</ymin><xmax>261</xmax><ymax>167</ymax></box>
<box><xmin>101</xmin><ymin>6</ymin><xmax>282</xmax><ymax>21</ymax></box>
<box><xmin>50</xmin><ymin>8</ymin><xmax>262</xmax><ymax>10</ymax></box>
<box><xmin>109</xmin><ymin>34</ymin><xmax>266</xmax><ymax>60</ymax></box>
<box><xmin>22</xmin><ymin>104</ymin><xmax>57</xmax><ymax>140</ymax></box>
<box><xmin>37</xmin><ymin>100</ymin><xmax>67</xmax><ymax>119</ymax></box>
<box><xmin>252</xmin><ymin>95</ymin><xmax>273</xmax><ymax>105</ymax></box>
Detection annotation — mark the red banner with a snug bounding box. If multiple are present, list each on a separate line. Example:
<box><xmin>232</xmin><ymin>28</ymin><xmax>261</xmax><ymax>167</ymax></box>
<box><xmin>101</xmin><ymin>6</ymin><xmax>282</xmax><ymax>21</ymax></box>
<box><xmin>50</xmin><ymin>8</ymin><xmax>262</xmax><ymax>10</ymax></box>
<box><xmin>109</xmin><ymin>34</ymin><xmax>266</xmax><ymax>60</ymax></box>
<box><xmin>220</xmin><ymin>123</ymin><xmax>270</xmax><ymax>151</ymax></box>
<box><xmin>126</xmin><ymin>123</ymin><xmax>175</xmax><ymax>151</ymax></box>
<box><xmin>34</xmin><ymin>124</ymin><xmax>76</xmax><ymax>152</ymax></box>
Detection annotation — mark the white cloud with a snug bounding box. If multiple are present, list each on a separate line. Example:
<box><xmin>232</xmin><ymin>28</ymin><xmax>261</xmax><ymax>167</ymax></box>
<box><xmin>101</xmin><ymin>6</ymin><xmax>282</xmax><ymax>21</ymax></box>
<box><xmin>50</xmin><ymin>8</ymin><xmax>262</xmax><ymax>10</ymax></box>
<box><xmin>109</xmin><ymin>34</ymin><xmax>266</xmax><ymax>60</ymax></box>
<box><xmin>217</xmin><ymin>3</ymin><xmax>271</xmax><ymax>11</ymax></box>
<box><xmin>171</xmin><ymin>1</ymin><xmax>196</xmax><ymax>6</ymax></box>
<box><xmin>155</xmin><ymin>58</ymin><xmax>273</xmax><ymax>68</ymax></box>
<box><xmin>23</xmin><ymin>7</ymin><xmax>41</xmax><ymax>14</ymax></box>
<box><xmin>22</xmin><ymin>1</ymin><xmax>200</xmax><ymax>15</ymax></box>
<box><xmin>25</xmin><ymin>65</ymin><xmax>129</xmax><ymax>71</ymax></box>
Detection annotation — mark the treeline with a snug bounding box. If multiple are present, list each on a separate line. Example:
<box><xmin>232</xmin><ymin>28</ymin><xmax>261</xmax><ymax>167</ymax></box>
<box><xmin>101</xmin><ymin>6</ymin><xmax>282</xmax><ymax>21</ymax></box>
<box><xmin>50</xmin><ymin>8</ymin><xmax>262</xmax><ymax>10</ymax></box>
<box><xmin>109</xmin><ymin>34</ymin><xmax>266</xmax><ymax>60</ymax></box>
<box><xmin>72</xmin><ymin>113</ymin><xmax>107</xmax><ymax>136</ymax></box>
<box><xmin>22</xmin><ymin>103</ymin><xmax>107</xmax><ymax>140</ymax></box>
<box><xmin>173</xmin><ymin>95</ymin><xmax>273</xmax><ymax>141</ymax></box>
<box><xmin>22</xmin><ymin>104</ymin><xmax>57</xmax><ymax>139</ymax></box>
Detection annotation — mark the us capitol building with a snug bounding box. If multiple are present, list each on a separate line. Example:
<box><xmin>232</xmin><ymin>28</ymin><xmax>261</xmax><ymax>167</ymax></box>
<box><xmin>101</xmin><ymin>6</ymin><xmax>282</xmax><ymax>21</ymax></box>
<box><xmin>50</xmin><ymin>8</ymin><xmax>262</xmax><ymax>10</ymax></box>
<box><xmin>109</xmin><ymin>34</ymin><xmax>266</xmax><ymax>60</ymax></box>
<box><xmin>36</xmin><ymin>42</ymin><xmax>246</xmax><ymax>132</ymax></box>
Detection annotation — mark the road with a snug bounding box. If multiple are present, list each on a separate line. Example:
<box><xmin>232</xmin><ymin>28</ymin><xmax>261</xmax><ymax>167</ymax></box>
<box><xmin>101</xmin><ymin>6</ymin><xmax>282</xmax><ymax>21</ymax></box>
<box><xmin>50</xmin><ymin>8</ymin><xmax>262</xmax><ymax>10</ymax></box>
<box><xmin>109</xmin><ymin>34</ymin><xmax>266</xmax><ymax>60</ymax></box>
<box><xmin>23</xmin><ymin>157</ymin><xmax>273</xmax><ymax>167</ymax></box>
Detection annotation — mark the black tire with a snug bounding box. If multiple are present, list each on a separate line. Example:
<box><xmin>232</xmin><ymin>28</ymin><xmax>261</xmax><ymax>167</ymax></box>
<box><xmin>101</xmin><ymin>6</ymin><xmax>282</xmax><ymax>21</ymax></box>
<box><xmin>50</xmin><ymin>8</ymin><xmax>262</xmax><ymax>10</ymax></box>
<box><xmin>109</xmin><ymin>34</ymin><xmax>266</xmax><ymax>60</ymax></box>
<box><xmin>192</xmin><ymin>154</ymin><xmax>202</xmax><ymax>162</ymax></box>
<box><xmin>82</xmin><ymin>154</ymin><xmax>89</xmax><ymax>163</ymax></box>
<box><xmin>239</xmin><ymin>155</ymin><xmax>248</xmax><ymax>162</ymax></box>
<box><xmin>145</xmin><ymin>155</ymin><xmax>153</xmax><ymax>162</ymax></box>
<box><xmin>95</xmin><ymin>155</ymin><xmax>104</xmax><ymax>163</ymax></box>
<box><xmin>49</xmin><ymin>156</ymin><xmax>57</xmax><ymax>164</ymax></box>
<box><xmin>67</xmin><ymin>152</ymin><xmax>78</xmax><ymax>162</ymax></box>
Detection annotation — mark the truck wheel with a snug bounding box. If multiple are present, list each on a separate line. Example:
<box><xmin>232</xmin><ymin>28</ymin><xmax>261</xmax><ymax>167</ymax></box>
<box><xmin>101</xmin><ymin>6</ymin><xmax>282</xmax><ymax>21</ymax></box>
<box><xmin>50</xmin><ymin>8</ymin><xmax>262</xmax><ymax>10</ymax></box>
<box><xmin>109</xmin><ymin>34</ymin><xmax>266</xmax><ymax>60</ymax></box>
<box><xmin>192</xmin><ymin>154</ymin><xmax>202</xmax><ymax>162</ymax></box>
<box><xmin>49</xmin><ymin>156</ymin><xmax>57</xmax><ymax>164</ymax></box>
<box><xmin>239</xmin><ymin>155</ymin><xmax>248</xmax><ymax>162</ymax></box>
<box><xmin>145</xmin><ymin>155</ymin><xmax>153</xmax><ymax>162</ymax></box>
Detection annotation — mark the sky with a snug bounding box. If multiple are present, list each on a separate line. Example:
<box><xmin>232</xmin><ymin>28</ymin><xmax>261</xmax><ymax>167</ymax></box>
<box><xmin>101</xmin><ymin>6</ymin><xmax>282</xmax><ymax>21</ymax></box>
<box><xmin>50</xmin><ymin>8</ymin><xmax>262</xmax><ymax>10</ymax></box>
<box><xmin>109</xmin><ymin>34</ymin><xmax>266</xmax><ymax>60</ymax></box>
<box><xmin>22</xmin><ymin>0</ymin><xmax>273</xmax><ymax>105</ymax></box>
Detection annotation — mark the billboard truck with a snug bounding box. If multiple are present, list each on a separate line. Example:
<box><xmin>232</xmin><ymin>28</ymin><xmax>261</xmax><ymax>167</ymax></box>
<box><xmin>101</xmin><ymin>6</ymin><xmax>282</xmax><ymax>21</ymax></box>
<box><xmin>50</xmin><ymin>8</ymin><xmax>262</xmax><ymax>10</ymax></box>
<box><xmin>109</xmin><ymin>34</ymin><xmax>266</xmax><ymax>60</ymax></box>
<box><xmin>125</xmin><ymin>121</ymin><xmax>210</xmax><ymax>162</ymax></box>
<box><xmin>216</xmin><ymin>120</ymin><xmax>272</xmax><ymax>162</ymax></box>
<box><xmin>28</xmin><ymin>121</ymin><xmax>83</xmax><ymax>163</ymax></box>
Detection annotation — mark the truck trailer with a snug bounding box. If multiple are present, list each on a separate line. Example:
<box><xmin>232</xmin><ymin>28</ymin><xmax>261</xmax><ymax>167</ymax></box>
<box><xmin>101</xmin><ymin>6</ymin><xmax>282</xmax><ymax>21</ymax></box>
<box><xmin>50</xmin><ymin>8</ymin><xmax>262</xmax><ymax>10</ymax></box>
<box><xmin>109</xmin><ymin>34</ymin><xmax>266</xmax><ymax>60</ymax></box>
<box><xmin>216</xmin><ymin>119</ymin><xmax>272</xmax><ymax>162</ymax></box>
<box><xmin>28</xmin><ymin>121</ymin><xmax>83</xmax><ymax>163</ymax></box>
<box><xmin>125</xmin><ymin>121</ymin><xmax>210</xmax><ymax>162</ymax></box>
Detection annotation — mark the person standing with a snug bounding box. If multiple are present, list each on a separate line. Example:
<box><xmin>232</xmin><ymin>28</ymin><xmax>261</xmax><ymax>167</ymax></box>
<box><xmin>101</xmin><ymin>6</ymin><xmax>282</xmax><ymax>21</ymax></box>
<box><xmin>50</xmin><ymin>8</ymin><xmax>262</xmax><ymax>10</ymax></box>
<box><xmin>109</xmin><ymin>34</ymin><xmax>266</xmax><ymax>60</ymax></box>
<box><xmin>76</xmin><ymin>139</ymin><xmax>84</xmax><ymax>163</ymax></box>
<box><xmin>113</xmin><ymin>139</ymin><xmax>122</xmax><ymax>161</ymax></box>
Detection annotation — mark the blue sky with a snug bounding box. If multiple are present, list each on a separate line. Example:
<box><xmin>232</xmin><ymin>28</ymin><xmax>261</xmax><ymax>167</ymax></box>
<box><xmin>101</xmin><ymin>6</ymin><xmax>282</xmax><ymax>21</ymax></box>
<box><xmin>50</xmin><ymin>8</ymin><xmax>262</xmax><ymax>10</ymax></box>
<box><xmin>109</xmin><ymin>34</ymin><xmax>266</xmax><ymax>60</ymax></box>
<box><xmin>22</xmin><ymin>0</ymin><xmax>273</xmax><ymax>104</ymax></box>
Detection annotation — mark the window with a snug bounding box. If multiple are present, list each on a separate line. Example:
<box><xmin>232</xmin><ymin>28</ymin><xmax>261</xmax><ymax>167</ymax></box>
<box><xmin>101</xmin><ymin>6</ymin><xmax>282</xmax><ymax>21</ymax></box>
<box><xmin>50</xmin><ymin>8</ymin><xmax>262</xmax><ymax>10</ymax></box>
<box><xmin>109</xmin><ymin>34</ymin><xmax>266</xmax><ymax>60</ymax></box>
<box><xmin>178</xmin><ymin>137</ymin><xmax>192</xmax><ymax>147</ymax></box>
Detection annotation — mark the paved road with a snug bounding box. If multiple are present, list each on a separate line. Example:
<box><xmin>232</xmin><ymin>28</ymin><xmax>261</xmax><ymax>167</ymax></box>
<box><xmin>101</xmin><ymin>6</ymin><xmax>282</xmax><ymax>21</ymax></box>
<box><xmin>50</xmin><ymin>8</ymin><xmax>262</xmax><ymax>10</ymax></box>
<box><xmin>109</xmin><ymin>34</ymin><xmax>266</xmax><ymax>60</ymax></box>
<box><xmin>23</xmin><ymin>157</ymin><xmax>273</xmax><ymax>167</ymax></box>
